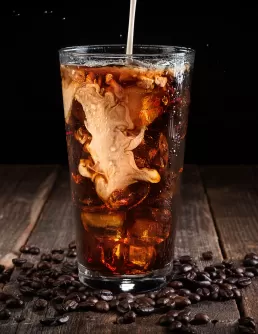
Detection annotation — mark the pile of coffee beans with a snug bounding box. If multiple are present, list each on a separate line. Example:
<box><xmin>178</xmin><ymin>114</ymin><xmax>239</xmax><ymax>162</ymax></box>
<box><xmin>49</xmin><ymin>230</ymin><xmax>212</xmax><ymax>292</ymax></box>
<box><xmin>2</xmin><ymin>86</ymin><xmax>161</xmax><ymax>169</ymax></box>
<box><xmin>0</xmin><ymin>243</ymin><xmax>257</xmax><ymax>332</ymax></box>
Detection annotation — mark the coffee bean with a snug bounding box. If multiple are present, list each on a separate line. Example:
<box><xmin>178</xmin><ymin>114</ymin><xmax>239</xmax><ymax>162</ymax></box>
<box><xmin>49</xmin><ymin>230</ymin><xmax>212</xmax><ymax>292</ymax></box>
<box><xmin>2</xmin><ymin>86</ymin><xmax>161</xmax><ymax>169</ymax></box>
<box><xmin>118</xmin><ymin>310</ymin><xmax>135</xmax><ymax>324</ymax></box>
<box><xmin>174</xmin><ymin>296</ymin><xmax>191</xmax><ymax>309</ymax></box>
<box><xmin>156</xmin><ymin>297</ymin><xmax>171</xmax><ymax>307</ymax></box>
<box><xmin>0</xmin><ymin>308</ymin><xmax>11</xmax><ymax>320</ymax></box>
<box><xmin>64</xmin><ymin>292</ymin><xmax>81</xmax><ymax>303</ymax></box>
<box><xmin>69</xmin><ymin>241</ymin><xmax>76</xmax><ymax>249</ymax></box>
<box><xmin>12</xmin><ymin>258</ymin><xmax>27</xmax><ymax>267</ymax></box>
<box><xmin>196</xmin><ymin>280</ymin><xmax>211</xmax><ymax>288</ymax></box>
<box><xmin>146</xmin><ymin>291</ymin><xmax>157</xmax><ymax>299</ymax></box>
<box><xmin>37</xmin><ymin>289</ymin><xmax>53</xmax><ymax>300</ymax></box>
<box><xmin>30</xmin><ymin>247</ymin><xmax>40</xmax><ymax>255</ymax></box>
<box><xmin>219</xmin><ymin>288</ymin><xmax>234</xmax><ymax>300</ymax></box>
<box><xmin>52</xmin><ymin>254</ymin><xmax>65</xmax><ymax>263</ymax></box>
<box><xmin>225</xmin><ymin>269</ymin><xmax>233</xmax><ymax>276</ymax></box>
<box><xmin>169</xmin><ymin>280</ymin><xmax>183</xmax><ymax>289</ymax></box>
<box><xmin>20</xmin><ymin>245</ymin><xmax>30</xmax><ymax>253</ymax></box>
<box><xmin>196</xmin><ymin>287</ymin><xmax>210</xmax><ymax>299</ymax></box>
<box><xmin>245</xmin><ymin>267</ymin><xmax>258</xmax><ymax>276</ymax></box>
<box><xmin>181</xmin><ymin>264</ymin><xmax>193</xmax><ymax>273</ymax></box>
<box><xmin>210</xmin><ymin>292</ymin><xmax>219</xmax><ymax>300</ymax></box>
<box><xmin>41</xmin><ymin>253</ymin><xmax>52</xmax><ymax>262</ymax></box>
<box><xmin>204</xmin><ymin>266</ymin><xmax>216</xmax><ymax>273</ymax></box>
<box><xmin>225</xmin><ymin>277</ymin><xmax>238</xmax><ymax>284</ymax></box>
<box><xmin>233</xmin><ymin>289</ymin><xmax>242</xmax><ymax>300</ymax></box>
<box><xmin>216</xmin><ymin>272</ymin><xmax>226</xmax><ymax>280</ymax></box>
<box><xmin>67</xmin><ymin>249</ymin><xmax>77</xmax><ymax>258</ymax></box>
<box><xmin>156</xmin><ymin>287</ymin><xmax>175</xmax><ymax>299</ymax></box>
<box><xmin>186</xmin><ymin>271</ymin><xmax>197</xmax><ymax>280</ymax></box>
<box><xmin>179</xmin><ymin>255</ymin><xmax>193</xmax><ymax>264</ymax></box>
<box><xmin>98</xmin><ymin>289</ymin><xmax>113</xmax><ymax>301</ymax></box>
<box><xmin>21</xmin><ymin>262</ymin><xmax>34</xmax><ymax>270</ymax></box>
<box><xmin>244</xmin><ymin>253</ymin><xmax>258</xmax><ymax>261</ymax></box>
<box><xmin>177</xmin><ymin>311</ymin><xmax>191</xmax><ymax>324</ymax></box>
<box><xmin>243</xmin><ymin>259</ymin><xmax>258</xmax><ymax>267</ymax></box>
<box><xmin>159</xmin><ymin>314</ymin><xmax>174</xmax><ymax>326</ymax></box>
<box><xmin>244</xmin><ymin>271</ymin><xmax>254</xmax><ymax>278</ymax></box>
<box><xmin>109</xmin><ymin>299</ymin><xmax>119</xmax><ymax>309</ymax></box>
<box><xmin>37</xmin><ymin>262</ymin><xmax>52</xmax><ymax>271</ymax></box>
<box><xmin>136</xmin><ymin>297</ymin><xmax>155</xmax><ymax>306</ymax></box>
<box><xmin>220</xmin><ymin>283</ymin><xmax>233</xmax><ymax>290</ymax></box>
<box><xmin>189</xmin><ymin>293</ymin><xmax>201</xmax><ymax>303</ymax></box>
<box><xmin>215</xmin><ymin>263</ymin><xmax>225</xmax><ymax>270</ymax></box>
<box><xmin>202</xmin><ymin>251</ymin><xmax>213</xmax><ymax>260</ymax></box>
<box><xmin>212</xmin><ymin>278</ymin><xmax>224</xmax><ymax>285</ymax></box>
<box><xmin>191</xmin><ymin>313</ymin><xmax>210</xmax><ymax>325</ymax></box>
<box><xmin>197</xmin><ymin>272</ymin><xmax>212</xmax><ymax>281</ymax></box>
<box><xmin>51</xmin><ymin>249</ymin><xmax>64</xmax><ymax>255</ymax></box>
<box><xmin>79</xmin><ymin>300</ymin><xmax>96</xmax><ymax>310</ymax></box>
<box><xmin>116</xmin><ymin>316</ymin><xmax>124</xmax><ymax>324</ymax></box>
<box><xmin>94</xmin><ymin>300</ymin><xmax>109</xmax><ymax>312</ymax></box>
<box><xmin>222</xmin><ymin>260</ymin><xmax>234</xmax><ymax>268</ymax></box>
<box><xmin>238</xmin><ymin>277</ymin><xmax>252</xmax><ymax>288</ymax></box>
<box><xmin>57</xmin><ymin>315</ymin><xmax>70</xmax><ymax>324</ymax></box>
<box><xmin>169</xmin><ymin>320</ymin><xmax>183</xmax><ymax>331</ymax></box>
<box><xmin>238</xmin><ymin>325</ymin><xmax>256</xmax><ymax>333</ymax></box>
<box><xmin>63</xmin><ymin>299</ymin><xmax>78</xmax><ymax>312</ymax></box>
<box><xmin>33</xmin><ymin>298</ymin><xmax>48</xmax><ymax>311</ymax></box>
<box><xmin>19</xmin><ymin>286</ymin><xmax>35</xmax><ymax>296</ymax></box>
<box><xmin>0</xmin><ymin>265</ymin><xmax>5</xmax><ymax>273</ymax></box>
<box><xmin>238</xmin><ymin>316</ymin><xmax>256</xmax><ymax>329</ymax></box>
<box><xmin>117</xmin><ymin>300</ymin><xmax>131</xmax><ymax>314</ymax></box>
<box><xmin>210</xmin><ymin>284</ymin><xmax>220</xmax><ymax>293</ymax></box>
<box><xmin>117</xmin><ymin>293</ymin><xmax>134</xmax><ymax>303</ymax></box>
<box><xmin>181</xmin><ymin>326</ymin><xmax>198</xmax><ymax>334</ymax></box>
<box><xmin>30</xmin><ymin>281</ymin><xmax>42</xmax><ymax>290</ymax></box>
<box><xmin>6</xmin><ymin>298</ymin><xmax>24</xmax><ymax>308</ymax></box>
<box><xmin>133</xmin><ymin>303</ymin><xmax>155</xmax><ymax>315</ymax></box>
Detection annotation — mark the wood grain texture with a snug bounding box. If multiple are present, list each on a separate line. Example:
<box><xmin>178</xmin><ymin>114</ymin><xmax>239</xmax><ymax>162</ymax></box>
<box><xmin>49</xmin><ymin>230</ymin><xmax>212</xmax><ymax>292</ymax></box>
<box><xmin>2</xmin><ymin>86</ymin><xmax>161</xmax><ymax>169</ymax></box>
<box><xmin>0</xmin><ymin>165</ymin><xmax>57</xmax><ymax>260</ymax></box>
<box><xmin>201</xmin><ymin>165</ymin><xmax>258</xmax><ymax>324</ymax></box>
<box><xmin>0</xmin><ymin>166</ymin><xmax>240</xmax><ymax>333</ymax></box>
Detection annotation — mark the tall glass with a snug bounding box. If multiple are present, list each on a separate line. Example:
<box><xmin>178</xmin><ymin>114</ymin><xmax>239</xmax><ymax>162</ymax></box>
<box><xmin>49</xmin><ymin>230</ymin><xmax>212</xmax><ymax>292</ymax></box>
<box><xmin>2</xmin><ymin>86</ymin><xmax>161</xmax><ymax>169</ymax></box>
<box><xmin>59</xmin><ymin>45</ymin><xmax>195</xmax><ymax>293</ymax></box>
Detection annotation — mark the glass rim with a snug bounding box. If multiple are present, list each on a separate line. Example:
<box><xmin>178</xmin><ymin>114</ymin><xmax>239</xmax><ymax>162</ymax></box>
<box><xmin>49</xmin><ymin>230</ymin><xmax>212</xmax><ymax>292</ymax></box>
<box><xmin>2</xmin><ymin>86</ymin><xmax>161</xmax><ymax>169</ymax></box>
<box><xmin>59</xmin><ymin>44</ymin><xmax>195</xmax><ymax>57</ymax></box>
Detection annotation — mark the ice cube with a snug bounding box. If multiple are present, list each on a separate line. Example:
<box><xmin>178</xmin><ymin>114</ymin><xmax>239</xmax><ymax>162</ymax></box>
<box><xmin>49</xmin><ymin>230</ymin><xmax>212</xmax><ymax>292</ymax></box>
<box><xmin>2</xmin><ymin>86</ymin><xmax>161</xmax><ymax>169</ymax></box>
<box><xmin>81</xmin><ymin>212</ymin><xmax>125</xmax><ymax>241</ymax></box>
<box><xmin>129</xmin><ymin>245</ymin><xmax>156</xmax><ymax>270</ymax></box>
<box><xmin>100</xmin><ymin>241</ymin><xmax>129</xmax><ymax>273</ymax></box>
<box><xmin>127</xmin><ymin>213</ymin><xmax>171</xmax><ymax>246</ymax></box>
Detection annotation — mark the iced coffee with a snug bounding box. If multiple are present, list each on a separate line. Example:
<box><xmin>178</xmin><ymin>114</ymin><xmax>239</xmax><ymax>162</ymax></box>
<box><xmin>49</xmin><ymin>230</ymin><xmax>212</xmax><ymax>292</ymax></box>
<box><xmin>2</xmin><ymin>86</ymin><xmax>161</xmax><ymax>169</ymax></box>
<box><xmin>59</xmin><ymin>45</ymin><xmax>195</xmax><ymax>292</ymax></box>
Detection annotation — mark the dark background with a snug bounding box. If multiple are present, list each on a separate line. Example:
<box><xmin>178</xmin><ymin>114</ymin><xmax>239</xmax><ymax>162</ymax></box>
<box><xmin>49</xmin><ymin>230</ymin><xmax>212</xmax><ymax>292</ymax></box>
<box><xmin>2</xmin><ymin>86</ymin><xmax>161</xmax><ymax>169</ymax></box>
<box><xmin>1</xmin><ymin>5</ymin><xmax>257</xmax><ymax>165</ymax></box>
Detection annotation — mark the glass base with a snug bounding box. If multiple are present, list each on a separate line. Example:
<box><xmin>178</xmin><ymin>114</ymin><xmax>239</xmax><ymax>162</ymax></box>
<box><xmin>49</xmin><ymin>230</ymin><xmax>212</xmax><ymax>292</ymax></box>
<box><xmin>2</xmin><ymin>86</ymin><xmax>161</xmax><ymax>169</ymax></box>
<box><xmin>78</xmin><ymin>262</ymin><xmax>173</xmax><ymax>293</ymax></box>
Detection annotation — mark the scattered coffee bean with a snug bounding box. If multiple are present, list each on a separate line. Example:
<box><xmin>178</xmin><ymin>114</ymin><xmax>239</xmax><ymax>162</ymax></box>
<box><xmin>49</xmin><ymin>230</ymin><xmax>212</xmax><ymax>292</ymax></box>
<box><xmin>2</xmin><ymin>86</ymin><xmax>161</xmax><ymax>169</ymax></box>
<box><xmin>19</xmin><ymin>286</ymin><xmax>35</xmax><ymax>296</ymax></box>
<box><xmin>69</xmin><ymin>241</ymin><xmax>76</xmax><ymax>249</ymax></box>
<box><xmin>0</xmin><ymin>265</ymin><xmax>5</xmax><ymax>273</ymax></box>
<box><xmin>156</xmin><ymin>297</ymin><xmax>171</xmax><ymax>308</ymax></box>
<box><xmin>117</xmin><ymin>293</ymin><xmax>134</xmax><ymax>303</ymax></box>
<box><xmin>174</xmin><ymin>296</ymin><xmax>191</xmax><ymax>309</ymax></box>
<box><xmin>40</xmin><ymin>317</ymin><xmax>57</xmax><ymax>326</ymax></box>
<box><xmin>178</xmin><ymin>289</ymin><xmax>191</xmax><ymax>296</ymax></box>
<box><xmin>238</xmin><ymin>326</ymin><xmax>256</xmax><ymax>333</ymax></box>
<box><xmin>189</xmin><ymin>293</ymin><xmax>201</xmax><ymax>303</ymax></box>
<box><xmin>204</xmin><ymin>266</ymin><xmax>216</xmax><ymax>273</ymax></box>
<box><xmin>244</xmin><ymin>253</ymin><xmax>258</xmax><ymax>261</ymax></box>
<box><xmin>181</xmin><ymin>326</ymin><xmax>198</xmax><ymax>334</ymax></box>
<box><xmin>64</xmin><ymin>292</ymin><xmax>81</xmax><ymax>303</ymax></box>
<box><xmin>159</xmin><ymin>314</ymin><xmax>174</xmax><ymax>326</ymax></box>
<box><xmin>122</xmin><ymin>310</ymin><xmax>136</xmax><ymax>324</ymax></box>
<box><xmin>0</xmin><ymin>308</ymin><xmax>11</xmax><ymax>320</ymax></box>
<box><xmin>179</xmin><ymin>255</ymin><xmax>193</xmax><ymax>264</ymax></box>
<box><xmin>12</xmin><ymin>258</ymin><xmax>27</xmax><ymax>267</ymax></box>
<box><xmin>20</xmin><ymin>245</ymin><xmax>30</xmax><ymax>253</ymax></box>
<box><xmin>117</xmin><ymin>300</ymin><xmax>131</xmax><ymax>314</ymax></box>
<box><xmin>238</xmin><ymin>277</ymin><xmax>252</xmax><ymax>288</ymax></box>
<box><xmin>57</xmin><ymin>315</ymin><xmax>70</xmax><ymax>324</ymax></box>
<box><xmin>6</xmin><ymin>298</ymin><xmax>24</xmax><ymax>308</ymax></box>
<box><xmin>63</xmin><ymin>299</ymin><xmax>78</xmax><ymax>312</ymax></box>
<box><xmin>191</xmin><ymin>313</ymin><xmax>210</xmax><ymax>325</ymax></box>
<box><xmin>146</xmin><ymin>291</ymin><xmax>157</xmax><ymax>299</ymax></box>
<box><xmin>156</xmin><ymin>287</ymin><xmax>175</xmax><ymax>299</ymax></box>
<box><xmin>169</xmin><ymin>280</ymin><xmax>183</xmax><ymax>289</ymax></box>
<box><xmin>109</xmin><ymin>299</ymin><xmax>119</xmax><ymax>309</ymax></box>
<box><xmin>134</xmin><ymin>303</ymin><xmax>155</xmax><ymax>315</ymax></box>
<box><xmin>225</xmin><ymin>277</ymin><xmax>238</xmax><ymax>285</ymax></box>
<box><xmin>202</xmin><ymin>251</ymin><xmax>213</xmax><ymax>260</ymax></box>
<box><xmin>52</xmin><ymin>254</ymin><xmax>65</xmax><ymax>263</ymax></box>
<box><xmin>98</xmin><ymin>289</ymin><xmax>113</xmax><ymax>301</ymax></box>
<box><xmin>181</xmin><ymin>264</ymin><xmax>193</xmax><ymax>273</ymax></box>
<box><xmin>95</xmin><ymin>300</ymin><xmax>109</xmax><ymax>312</ymax></box>
<box><xmin>177</xmin><ymin>310</ymin><xmax>191</xmax><ymax>324</ymax></box>
<box><xmin>245</xmin><ymin>271</ymin><xmax>255</xmax><ymax>278</ymax></box>
<box><xmin>222</xmin><ymin>260</ymin><xmax>234</xmax><ymax>268</ymax></box>
<box><xmin>41</xmin><ymin>253</ymin><xmax>52</xmax><ymax>262</ymax></box>
<box><xmin>233</xmin><ymin>289</ymin><xmax>242</xmax><ymax>300</ymax></box>
<box><xmin>30</xmin><ymin>247</ymin><xmax>40</xmax><ymax>255</ymax></box>
<box><xmin>219</xmin><ymin>288</ymin><xmax>234</xmax><ymax>300</ymax></box>
<box><xmin>196</xmin><ymin>288</ymin><xmax>210</xmax><ymax>299</ymax></box>
<box><xmin>21</xmin><ymin>262</ymin><xmax>34</xmax><ymax>270</ymax></box>
<box><xmin>169</xmin><ymin>320</ymin><xmax>183</xmax><ymax>331</ymax></box>
<box><xmin>238</xmin><ymin>316</ymin><xmax>256</xmax><ymax>329</ymax></box>
<box><xmin>243</xmin><ymin>259</ymin><xmax>258</xmax><ymax>267</ymax></box>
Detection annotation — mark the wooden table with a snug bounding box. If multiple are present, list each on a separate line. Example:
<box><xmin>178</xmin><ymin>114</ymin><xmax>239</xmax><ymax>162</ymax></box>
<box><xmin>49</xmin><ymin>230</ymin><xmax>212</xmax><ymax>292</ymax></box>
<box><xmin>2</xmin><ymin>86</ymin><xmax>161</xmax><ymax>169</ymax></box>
<box><xmin>0</xmin><ymin>164</ymin><xmax>257</xmax><ymax>333</ymax></box>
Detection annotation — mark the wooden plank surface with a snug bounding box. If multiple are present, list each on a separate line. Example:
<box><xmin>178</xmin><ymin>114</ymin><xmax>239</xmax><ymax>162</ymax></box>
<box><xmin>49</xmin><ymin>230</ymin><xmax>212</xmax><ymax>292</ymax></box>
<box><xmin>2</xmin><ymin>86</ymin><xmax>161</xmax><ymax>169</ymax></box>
<box><xmin>0</xmin><ymin>165</ymin><xmax>58</xmax><ymax>261</ymax></box>
<box><xmin>0</xmin><ymin>165</ymin><xmax>240</xmax><ymax>333</ymax></box>
<box><xmin>201</xmin><ymin>165</ymin><xmax>258</xmax><ymax>324</ymax></box>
